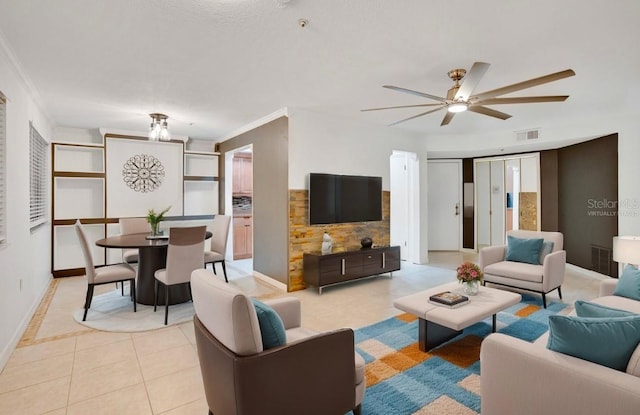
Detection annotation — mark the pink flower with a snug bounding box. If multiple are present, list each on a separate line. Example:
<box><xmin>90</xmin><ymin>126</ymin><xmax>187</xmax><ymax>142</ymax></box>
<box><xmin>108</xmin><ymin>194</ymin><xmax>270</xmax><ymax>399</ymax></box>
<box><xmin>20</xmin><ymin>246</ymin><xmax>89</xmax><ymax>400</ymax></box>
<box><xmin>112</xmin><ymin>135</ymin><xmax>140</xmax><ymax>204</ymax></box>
<box><xmin>456</xmin><ymin>261</ymin><xmax>483</xmax><ymax>284</ymax></box>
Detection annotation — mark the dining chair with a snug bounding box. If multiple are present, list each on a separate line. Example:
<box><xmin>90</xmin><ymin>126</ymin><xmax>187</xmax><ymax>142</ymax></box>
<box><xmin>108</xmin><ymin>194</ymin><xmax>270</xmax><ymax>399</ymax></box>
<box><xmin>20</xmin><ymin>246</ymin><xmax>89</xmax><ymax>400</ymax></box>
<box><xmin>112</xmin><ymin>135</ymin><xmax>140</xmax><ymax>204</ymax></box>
<box><xmin>154</xmin><ymin>225</ymin><xmax>206</xmax><ymax>325</ymax></box>
<box><xmin>119</xmin><ymin>217</ymin><xmax>151</xmax><ymax>264</ymax></box>
<box><xmin>74</xmin><ymin>220</ymin><xmax>137</xmax><ymax>321</ymax></box>
<box><xmin>116</xmin><ymin>217</ymin><xmax>151</xmax><ymax>296</ymax></box>
<box><xmin>204</xmin><ymin>215</ymin><xmax>231</xmax><ymax>282</ymax></box>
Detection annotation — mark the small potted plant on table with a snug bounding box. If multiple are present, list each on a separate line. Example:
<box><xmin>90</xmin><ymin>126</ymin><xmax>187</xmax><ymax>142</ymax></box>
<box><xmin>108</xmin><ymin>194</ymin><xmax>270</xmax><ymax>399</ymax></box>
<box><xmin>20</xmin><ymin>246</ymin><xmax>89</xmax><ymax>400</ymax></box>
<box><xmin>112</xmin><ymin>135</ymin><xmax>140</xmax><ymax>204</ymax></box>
<box><xmin>146</xmin><ymin>206</ymin><xmax>171</xmax><ymax>236</ymax></box>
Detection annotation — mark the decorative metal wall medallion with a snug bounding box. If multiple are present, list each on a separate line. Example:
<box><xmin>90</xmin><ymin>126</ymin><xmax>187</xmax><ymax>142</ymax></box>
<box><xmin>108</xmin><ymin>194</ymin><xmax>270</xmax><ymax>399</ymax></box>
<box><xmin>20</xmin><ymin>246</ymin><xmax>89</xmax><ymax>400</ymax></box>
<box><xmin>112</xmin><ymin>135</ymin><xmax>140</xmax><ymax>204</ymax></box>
<box><xmin>122</xmin><ymin>154</ymin><xmax>165</xmax><ymax>192</ymax></box>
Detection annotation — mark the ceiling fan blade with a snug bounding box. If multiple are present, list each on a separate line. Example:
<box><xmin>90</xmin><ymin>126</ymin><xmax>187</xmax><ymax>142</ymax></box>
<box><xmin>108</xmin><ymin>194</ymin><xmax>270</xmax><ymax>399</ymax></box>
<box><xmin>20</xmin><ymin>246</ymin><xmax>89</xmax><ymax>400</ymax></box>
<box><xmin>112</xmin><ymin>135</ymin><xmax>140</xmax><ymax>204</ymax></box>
<box><xmin>388</xmin><ymin>106</ymin><xmax>446</xmax><ymax>126</ymax></box>
<box><xmin>455</xmin><ymin>62</ymin><xmax>490</xmax><ymax>100</ymax></box>
<box><xmin>478</xmin><ymin>96</ymin><xmax>569</xmax><ymax>105</ymax></box>
<box><xmin>472</xmin><ymin>69</ymin><xmax>575</xmax><ymax>101</ymax></box>
<box><xmin>361</xmin><ymin>103</ymin><xmax>444</xmax><ymax>112</ymax></box>
<box><xmin>440</xmin><ymin>111</ymin><xmax>455</xmax><ymax>126</ymax></box>
<box><xmin>383</xmin><ymin>85</ymin><xmax>447</xmax><ymax>103</ymax></box>
<box><xmin>468</xmin><ymin>105</ymin><xmax>512</xmax><ymax>120</ymax></box>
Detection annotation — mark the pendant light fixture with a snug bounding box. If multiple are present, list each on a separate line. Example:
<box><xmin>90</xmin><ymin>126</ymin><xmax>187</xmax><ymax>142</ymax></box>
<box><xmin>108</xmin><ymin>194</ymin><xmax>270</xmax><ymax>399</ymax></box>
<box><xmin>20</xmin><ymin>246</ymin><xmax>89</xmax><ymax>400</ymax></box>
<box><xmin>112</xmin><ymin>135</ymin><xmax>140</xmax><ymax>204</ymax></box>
<box><xmin>148</xmin><ymin>113</ymin><xmax>170</xmax><ymax>141</ymax></box>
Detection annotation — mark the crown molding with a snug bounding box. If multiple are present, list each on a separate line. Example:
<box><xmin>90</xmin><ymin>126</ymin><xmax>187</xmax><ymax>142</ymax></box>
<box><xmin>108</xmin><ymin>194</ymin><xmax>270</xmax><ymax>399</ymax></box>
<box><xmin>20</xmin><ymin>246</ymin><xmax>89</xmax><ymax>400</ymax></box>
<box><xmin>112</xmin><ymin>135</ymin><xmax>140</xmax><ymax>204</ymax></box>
<box><xmin>99</xmin><ymin>128</ymin><xmax>189</xmax><ymax>142</ymax></box>
<box><xmin>217</xmin><ymin>107</ymin><xmax>288</xmax><ymax>143</ymax></box>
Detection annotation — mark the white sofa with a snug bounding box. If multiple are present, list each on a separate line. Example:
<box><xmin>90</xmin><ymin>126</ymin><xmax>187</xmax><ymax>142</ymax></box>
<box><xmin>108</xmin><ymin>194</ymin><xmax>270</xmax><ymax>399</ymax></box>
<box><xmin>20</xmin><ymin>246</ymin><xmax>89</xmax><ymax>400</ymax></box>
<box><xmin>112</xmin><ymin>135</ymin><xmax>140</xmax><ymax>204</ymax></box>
<box><xmin>479</xmin><ymin>230</ymin><xmax>566</xmax><ymax>308</ymax></box>
<box><xmin>480</xmin><ymin>278</ymin><xmax>640</xmax><ymax>415</ymax></box>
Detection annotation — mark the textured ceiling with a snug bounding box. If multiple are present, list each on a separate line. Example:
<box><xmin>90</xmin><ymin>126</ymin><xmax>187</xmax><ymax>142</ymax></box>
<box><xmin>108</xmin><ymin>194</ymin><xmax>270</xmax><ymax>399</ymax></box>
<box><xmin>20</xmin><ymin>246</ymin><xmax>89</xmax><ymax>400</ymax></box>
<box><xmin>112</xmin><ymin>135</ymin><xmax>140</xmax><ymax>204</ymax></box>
<box><xmin>0</xmin><ymin>0</ymin><xmax>638</xmax><ymax>140</ymax></box>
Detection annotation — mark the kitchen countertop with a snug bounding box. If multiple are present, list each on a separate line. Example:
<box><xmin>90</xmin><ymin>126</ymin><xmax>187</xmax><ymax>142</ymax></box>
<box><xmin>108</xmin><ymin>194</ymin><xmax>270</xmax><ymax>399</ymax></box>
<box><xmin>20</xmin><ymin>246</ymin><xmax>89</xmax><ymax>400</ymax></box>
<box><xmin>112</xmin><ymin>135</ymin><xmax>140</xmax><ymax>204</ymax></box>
<box><xmin>232</xmin><ymin>209</ymin><xmax>252</xmax><ymax>218</ymax></box>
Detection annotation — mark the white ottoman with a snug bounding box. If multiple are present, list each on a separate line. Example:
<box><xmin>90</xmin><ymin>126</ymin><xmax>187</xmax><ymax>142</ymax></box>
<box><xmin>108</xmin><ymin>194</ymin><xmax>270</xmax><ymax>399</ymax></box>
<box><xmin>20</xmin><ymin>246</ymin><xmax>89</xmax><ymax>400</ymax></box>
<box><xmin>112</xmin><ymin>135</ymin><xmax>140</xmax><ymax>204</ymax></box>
<box><xmin>394</xmin><ymin>281</ymin><xmax>521</xmax><ymax>351</ymax></box>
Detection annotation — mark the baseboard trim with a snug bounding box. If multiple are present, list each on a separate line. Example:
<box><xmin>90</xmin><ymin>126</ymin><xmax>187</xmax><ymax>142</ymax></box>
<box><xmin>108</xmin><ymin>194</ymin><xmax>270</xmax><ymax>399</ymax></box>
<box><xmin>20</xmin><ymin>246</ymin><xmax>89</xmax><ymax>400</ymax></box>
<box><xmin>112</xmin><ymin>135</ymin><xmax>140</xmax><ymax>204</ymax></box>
<box><xmin>0</xmin><ymin>274</ymin><xmax>53</xmax><ymax>370</ymax></box>
<box><xmin>566</xmin><ymin>263</ymin><xmax>610</xmax><ymax>280</ymax></box>
<box><xmin>253</xmin><ymin>271</ymin><xmax>287</xmax><ymax>292</ymax></box>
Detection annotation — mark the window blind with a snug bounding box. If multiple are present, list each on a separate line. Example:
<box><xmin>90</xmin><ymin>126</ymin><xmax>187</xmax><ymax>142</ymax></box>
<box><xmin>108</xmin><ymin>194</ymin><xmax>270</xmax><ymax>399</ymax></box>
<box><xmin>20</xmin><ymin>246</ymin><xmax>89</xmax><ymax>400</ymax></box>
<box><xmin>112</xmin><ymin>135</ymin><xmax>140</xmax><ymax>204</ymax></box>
<box><xmin>29</xmin><ymin>122</ymin><xmax>48</xmax><ymax>227</ymax></box>
<box><xmin>0</xmin><ymin>94</ymin><xmax>5</xmax><ymax>241</ymax></box>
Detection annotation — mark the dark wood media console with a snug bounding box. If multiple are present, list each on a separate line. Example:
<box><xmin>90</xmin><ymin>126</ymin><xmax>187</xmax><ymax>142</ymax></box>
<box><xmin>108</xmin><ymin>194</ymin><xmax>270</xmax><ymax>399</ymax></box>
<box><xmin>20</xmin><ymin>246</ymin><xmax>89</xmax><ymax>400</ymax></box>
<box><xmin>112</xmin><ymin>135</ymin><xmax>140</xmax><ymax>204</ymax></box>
<box><xmin>303</xmin><ymin>246</ymin><xmax>401</xmax><ymax>294</ymax></box>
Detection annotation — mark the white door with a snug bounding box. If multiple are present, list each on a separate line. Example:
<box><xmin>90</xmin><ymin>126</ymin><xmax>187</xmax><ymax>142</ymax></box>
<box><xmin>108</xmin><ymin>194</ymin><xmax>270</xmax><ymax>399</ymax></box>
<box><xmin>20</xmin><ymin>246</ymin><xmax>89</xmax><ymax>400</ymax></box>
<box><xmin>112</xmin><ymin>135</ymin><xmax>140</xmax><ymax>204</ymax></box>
<box><xmin>427</xmin><ymin>160</ymin><xmax>462</xmax><ymax>251</ymax></box>
<box><xmin>475</xmin><ymin>161</ymin><xmax>491</xmax><ymax>248</ymax></box>
<box><xmin>390</xmin><ymin>151</ymin><xmax>420</xmax><ymax>262</ymax></box>
<box><xmin>490</xmin><ymin>160</ymin><xmax>506</xmax><ymax>246</ymax></box>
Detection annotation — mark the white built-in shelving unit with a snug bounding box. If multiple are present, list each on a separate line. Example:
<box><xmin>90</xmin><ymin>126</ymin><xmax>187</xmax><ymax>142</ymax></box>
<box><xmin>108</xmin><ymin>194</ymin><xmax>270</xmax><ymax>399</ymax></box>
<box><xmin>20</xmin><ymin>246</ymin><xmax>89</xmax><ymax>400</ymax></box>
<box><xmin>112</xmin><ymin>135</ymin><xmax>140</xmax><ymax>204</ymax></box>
<box><xmin>52</xmin><ymin>135</ymin><xmax>219</xmax><ymax>277</ymax></box>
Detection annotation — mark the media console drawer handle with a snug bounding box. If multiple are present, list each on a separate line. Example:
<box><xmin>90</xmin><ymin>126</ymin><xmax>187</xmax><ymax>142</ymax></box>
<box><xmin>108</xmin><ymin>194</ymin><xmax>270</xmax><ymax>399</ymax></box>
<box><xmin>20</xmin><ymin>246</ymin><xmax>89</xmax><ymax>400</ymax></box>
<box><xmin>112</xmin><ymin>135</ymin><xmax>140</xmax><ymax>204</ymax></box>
<box><xmin>341</xmin><ymin>258</ymin><xmax>345</xmax><ymax>275</ymax></box>
<box><xmin>382</xmin><ymin>252</ymin><xmax>386</xmax><ymax>268</ymax></box>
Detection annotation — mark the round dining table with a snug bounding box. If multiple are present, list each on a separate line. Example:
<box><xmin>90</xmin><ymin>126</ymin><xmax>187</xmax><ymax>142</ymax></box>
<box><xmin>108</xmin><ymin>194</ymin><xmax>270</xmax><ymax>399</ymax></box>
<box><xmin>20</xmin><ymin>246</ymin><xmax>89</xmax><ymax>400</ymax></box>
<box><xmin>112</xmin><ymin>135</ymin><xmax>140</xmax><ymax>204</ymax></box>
<box><xmin>95</xmin><ymin>231</ymin><xmax>212</xmax><ymax>306</ymax></box>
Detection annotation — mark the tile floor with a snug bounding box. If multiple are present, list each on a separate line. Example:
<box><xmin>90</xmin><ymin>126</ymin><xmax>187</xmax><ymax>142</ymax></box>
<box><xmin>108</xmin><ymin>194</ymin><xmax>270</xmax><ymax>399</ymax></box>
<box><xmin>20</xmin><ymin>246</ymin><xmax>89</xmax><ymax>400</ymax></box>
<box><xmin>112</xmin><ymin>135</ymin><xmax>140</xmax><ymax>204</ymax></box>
<box><xmin>0</xmin><ymin>252</ymin><xmax>605</xmax><ymax>414</ymax></box>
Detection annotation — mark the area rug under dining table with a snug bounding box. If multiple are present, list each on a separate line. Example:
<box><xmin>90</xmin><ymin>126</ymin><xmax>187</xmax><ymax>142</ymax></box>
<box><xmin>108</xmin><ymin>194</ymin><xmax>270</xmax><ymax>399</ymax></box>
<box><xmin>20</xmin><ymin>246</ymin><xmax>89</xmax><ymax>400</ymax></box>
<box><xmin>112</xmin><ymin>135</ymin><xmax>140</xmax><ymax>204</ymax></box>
<box><xmin>354</xmin><ymin>294</ymin><xmax>567</xmax><ymax>414</ymax></box>
<box><xmin>72</xmin><ymin>287</ymin><xmax>195</xmax><ymax>332</ymax></box>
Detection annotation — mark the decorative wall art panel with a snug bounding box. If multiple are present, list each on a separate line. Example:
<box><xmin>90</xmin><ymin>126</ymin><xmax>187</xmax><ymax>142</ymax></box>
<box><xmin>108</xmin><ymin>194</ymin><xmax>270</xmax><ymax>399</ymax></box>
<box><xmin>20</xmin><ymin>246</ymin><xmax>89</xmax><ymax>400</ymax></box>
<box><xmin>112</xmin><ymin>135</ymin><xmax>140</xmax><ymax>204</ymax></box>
<box><xmin>106</xmin><ymin>137</ymin><xmax>184</xmax><ymax>218</ymax></box>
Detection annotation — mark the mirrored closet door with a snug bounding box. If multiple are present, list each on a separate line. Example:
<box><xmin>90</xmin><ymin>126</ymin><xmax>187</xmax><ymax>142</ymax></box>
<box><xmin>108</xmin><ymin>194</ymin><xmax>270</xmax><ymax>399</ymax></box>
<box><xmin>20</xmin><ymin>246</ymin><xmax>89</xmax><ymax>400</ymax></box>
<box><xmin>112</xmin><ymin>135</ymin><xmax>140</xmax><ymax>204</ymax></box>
<box><xmin>474</xmin><ymin>153</ymin><xmax>540</xmax><ymax>250</ymax></box>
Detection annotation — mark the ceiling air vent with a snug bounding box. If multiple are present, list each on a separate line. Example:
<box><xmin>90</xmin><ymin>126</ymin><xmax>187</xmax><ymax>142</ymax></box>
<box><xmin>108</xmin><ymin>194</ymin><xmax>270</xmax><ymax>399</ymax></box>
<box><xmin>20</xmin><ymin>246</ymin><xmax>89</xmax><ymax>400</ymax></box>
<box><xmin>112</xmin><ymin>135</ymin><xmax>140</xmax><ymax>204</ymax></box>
<box><xmin>515</xmin><ymin>128</ymin><xmax>540</xmax><ymax>141</ymax></box>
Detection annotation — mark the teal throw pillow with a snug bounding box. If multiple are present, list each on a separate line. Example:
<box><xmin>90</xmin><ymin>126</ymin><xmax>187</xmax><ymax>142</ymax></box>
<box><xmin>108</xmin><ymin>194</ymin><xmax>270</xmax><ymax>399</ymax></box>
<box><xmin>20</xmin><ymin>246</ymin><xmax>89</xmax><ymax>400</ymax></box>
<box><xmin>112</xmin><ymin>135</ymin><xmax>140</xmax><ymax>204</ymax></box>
<box><xmin>574</xmin><ymin>300</ymin><xmax>636</xmax><ymax>318</ymax></box>
<box><xmin>506</xmin><ymin>236</ymin><xmax>544</xmax><ymax>265</ymax></box>
<box><xmin>546</xmin><ymin>314</ymin><xmax>640</xmax><ymax>371</ymax></box>
<box><xmin>538</xmin><ymin>241</ymin><xmax>554</xmax><ymax>264</ymax></box>
<box><xmin>251</xmin><ymin>299</ymin><xmax>286</xmax><ymax>350</ymax></box>
<box><xmin>613</xmin><ymin>265</ymin><xmax>640</xmax><ymax>301</ymax></box>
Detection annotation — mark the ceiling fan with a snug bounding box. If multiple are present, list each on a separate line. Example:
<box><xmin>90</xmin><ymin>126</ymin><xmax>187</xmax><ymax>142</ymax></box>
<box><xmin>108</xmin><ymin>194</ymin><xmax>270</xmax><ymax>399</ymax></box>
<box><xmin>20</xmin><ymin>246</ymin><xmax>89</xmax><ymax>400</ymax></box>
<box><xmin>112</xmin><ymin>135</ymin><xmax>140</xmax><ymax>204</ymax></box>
<box><xmin>362</xmin><ymin>62</ymin><xmax>575</xmax><ymax>126</ymax></box>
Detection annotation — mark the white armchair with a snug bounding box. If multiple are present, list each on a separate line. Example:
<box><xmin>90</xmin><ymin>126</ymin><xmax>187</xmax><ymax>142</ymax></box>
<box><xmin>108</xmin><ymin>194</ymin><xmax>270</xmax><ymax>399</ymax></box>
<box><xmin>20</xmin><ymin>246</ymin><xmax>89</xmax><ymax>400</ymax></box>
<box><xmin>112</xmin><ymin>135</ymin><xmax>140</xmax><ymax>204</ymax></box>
<box><xmin>191</xmin><ymin>269</ymin><xmax>365</xmax><ymax>415</ymax></box>
<box><xmin>479</xmin><ymin>230</ymin><xmax>566</xmax><ymax>308</ymax></box>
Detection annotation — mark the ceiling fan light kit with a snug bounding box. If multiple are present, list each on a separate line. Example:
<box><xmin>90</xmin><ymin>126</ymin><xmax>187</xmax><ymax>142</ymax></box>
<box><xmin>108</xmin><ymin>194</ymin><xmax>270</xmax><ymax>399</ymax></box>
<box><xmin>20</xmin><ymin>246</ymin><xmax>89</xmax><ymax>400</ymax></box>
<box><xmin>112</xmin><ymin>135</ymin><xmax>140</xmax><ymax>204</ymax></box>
<box><xmin>362</xmin><ymin>62</ymin><xmax>575</xmax><ymax>127</ymax></box>
<box><xmin>447</xmin><ymin>101</ymin><xmax>468</xmax><ymax>113</ymax></box>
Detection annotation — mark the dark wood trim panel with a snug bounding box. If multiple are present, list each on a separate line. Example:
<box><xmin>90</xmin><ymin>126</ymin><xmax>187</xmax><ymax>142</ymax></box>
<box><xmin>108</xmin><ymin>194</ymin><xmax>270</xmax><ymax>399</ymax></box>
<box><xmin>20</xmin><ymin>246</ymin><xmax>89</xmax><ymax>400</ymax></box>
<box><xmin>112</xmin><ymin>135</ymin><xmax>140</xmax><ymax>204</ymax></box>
<box><xmin>53</xmin><ymin>171</ymin><xmax>105</xmax><ymax>178</ymax></box>
<box><xmin>53</xmin><ymin>142</ymin><xmax>103</xmax><ymax>149</ymax></box>
<box><xmin>53</xmin><ymin>215</ymin><xmax>216</xmax><ymax>227</ymax></box>
<box><xmin>184</xmin><ymin>151</ymin><xmax>220</xmax><ymax>156</ymax></box>
<box><xmin>53</xmin><ymin>268</ymin><xmax>86</xmax><ymax>278</ymax></box>
<box><xmin>540</xmin><ymin>150</ymin><xmax>559</xmax><ymax>231</ymax></box>
<box><xmin>54</xmin><ymin>218</ymin><xmax>116</xmax><ymax>226</ymax></box>
<box><xmin>184</xmin><ymin>176</ymin><xmax>218</xmax><ymax>182</ymax></box>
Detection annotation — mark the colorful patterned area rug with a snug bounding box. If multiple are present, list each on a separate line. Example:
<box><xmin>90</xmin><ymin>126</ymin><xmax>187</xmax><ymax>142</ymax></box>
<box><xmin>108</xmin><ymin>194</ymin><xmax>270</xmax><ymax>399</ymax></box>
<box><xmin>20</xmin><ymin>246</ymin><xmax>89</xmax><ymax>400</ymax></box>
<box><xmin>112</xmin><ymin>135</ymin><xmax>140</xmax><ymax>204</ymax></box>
<box><xmin>354</xmin><ymin>294</ymin><xmax>567</xmax><ymax>414</ymax></box>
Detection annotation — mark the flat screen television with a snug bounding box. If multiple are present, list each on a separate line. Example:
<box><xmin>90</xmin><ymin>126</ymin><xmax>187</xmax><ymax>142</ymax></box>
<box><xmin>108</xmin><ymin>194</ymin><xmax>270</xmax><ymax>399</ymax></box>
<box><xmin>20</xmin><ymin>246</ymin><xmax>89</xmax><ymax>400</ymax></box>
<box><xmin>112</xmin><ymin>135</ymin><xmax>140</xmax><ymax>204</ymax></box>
<box><xmin>309</xmin><ymin>173</ymin><xmax>382</xmax><ymax>225</ymax></box>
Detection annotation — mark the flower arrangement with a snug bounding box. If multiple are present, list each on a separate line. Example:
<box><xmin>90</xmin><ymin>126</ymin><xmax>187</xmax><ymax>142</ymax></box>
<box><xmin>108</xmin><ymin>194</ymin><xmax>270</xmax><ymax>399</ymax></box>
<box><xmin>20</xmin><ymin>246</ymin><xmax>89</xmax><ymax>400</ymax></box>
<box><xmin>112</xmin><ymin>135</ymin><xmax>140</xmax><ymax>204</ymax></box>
<box><xmin>456</xmin><ymin>261</ymin><xmax>483</xmax><ymax>284</ymax></box>
<box><xmin>146</xmin><ymin>206</ymin><xmax>171</xmax><ymax>235</ymax></box>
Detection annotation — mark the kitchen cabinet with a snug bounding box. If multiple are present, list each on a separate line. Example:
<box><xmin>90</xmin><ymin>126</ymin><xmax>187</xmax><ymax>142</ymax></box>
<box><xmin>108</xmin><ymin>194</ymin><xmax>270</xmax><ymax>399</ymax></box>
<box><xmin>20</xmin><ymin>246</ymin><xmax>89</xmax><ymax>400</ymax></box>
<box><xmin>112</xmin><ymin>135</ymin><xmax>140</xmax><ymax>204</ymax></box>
<box><xmin>233</xmin><ymin>216</ymin><xmax>253</xmax><ymax>259</ymax></box>
<box><xmin>232</xmin><ymin>154</ymin><xmax>252</xmax><ymax>194</ymax></box>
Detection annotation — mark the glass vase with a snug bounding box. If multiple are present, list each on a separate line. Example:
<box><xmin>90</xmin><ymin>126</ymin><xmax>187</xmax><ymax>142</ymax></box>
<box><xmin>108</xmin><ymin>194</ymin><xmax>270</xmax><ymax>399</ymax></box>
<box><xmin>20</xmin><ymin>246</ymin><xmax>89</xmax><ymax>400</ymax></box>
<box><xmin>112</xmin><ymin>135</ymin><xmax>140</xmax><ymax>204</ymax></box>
<box><xmin>150</xmin><ymin>222</ymin><xmax>159</xmax><ymax>236</ymax></box>
<box><xmin>463</xmin><ymin>280</ymin><xmax>480</xmax><ymax>296</ymax></box>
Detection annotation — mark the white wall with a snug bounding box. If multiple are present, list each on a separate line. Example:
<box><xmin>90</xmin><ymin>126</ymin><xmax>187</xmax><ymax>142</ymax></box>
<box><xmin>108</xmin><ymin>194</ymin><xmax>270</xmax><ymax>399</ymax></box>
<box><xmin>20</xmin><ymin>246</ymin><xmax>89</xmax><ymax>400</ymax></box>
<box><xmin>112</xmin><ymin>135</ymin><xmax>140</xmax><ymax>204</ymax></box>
<box><xmin>287</xmin><ymin>108</ymin><xmax>431</xmax><ymax>262</ymax></box>
<box><xmin>288</xmin><ymin>109</ymin><xmax>426</xmax><ymax>190</ymax></box>
<box><xmin>425</xmin><ymin>112</ymin><xmax>640</xmax><ymax>237</ymax></box>
<box><xmin>0</xmin><ymin>41</ymin><xmax>53</xmax><ymax>368</ymax></box>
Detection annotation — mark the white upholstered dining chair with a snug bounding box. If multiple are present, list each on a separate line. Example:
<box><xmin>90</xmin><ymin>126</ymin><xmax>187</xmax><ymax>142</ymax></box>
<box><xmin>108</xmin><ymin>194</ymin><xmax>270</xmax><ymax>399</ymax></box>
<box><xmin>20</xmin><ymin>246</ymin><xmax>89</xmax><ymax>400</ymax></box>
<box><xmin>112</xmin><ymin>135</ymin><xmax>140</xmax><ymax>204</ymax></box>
<box><xmin>119</xmin><ymin>217</ymin><xmax>151</xmax><ymax>264</ymax></box>
<box><xmin>75</xmin><ymin>220</ymin><xmax>137</xmax><ymax>321</ymax></box>
<box><xmin>154</xmin><ymin>226</ymin><xmax>206</xmax><ymax>325</ymax></box>
<box><xmin>204</xmin><ymin>214</ymin><xmax>231</xmax><ymax>282</ymax></box>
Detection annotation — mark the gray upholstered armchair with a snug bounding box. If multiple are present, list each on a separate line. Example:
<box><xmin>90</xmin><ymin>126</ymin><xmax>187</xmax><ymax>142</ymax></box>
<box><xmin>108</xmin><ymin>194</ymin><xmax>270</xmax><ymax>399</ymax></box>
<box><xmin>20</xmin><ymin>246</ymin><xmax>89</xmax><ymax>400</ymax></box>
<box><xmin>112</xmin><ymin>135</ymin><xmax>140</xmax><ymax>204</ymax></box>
<box><xmin>479</xmin><ymin>230</ymin><xmax>566</xmax><ymax>308</ymax></box>
<box><xmin>191</xmin><ymin>269</ymin><xmax>365</xmax><ymax>415</ymax></box>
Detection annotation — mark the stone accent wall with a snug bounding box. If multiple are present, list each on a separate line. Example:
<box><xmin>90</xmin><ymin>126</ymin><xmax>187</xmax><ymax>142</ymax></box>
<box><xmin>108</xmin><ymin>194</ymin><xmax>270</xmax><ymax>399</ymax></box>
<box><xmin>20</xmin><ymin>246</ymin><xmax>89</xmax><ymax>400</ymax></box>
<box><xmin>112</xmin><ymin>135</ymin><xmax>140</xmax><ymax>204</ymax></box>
<box><xmin>288</xmin><ymin>189</ymin><xmax>391</xmax><ymax>291</ymax></box>
<box><xmin>519</xmin><ymin>192</ymin><xmax>538</xmax><ymax>230</ymax></box>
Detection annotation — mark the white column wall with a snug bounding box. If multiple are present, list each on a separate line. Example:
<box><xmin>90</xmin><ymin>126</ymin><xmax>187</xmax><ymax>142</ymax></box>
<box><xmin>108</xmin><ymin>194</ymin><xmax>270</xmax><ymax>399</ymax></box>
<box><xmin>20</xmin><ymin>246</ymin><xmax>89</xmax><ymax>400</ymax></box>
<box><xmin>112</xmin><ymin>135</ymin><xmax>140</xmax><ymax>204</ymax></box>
<box><xmin>287</xmin><ymin>108</ymin><xmax>430</xmax><ymax>263</ymax></box>
<box><xmin>0</xmin><ymin>42</ymin><xmax>54</xmax><ymax>369</ymax></box>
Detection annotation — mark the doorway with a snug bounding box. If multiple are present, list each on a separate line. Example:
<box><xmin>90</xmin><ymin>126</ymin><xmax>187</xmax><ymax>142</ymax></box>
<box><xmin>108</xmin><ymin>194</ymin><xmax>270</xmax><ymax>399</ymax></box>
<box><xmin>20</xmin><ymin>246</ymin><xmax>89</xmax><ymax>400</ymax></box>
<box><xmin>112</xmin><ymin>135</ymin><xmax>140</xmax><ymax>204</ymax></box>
<box><xmin>427</xmin><ymin>160</ymin><xmax>462</xmax><ymax>251</ymax></box>
<box><xmin>225</xmin><ymin>146</ymin><xmax>254</xmax><ymax>263</ymax></box>
<box><xmin>390</xmin><ymin>151</ymin><xmax>420</xmax><ymax>262</ymax></box>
